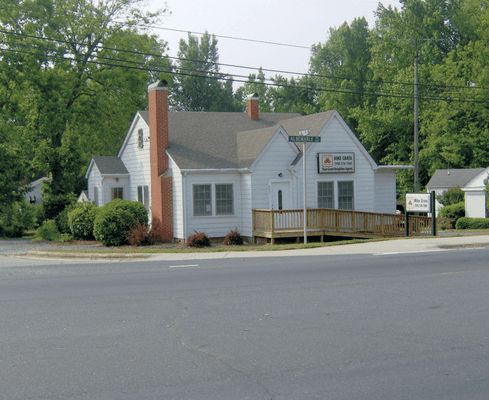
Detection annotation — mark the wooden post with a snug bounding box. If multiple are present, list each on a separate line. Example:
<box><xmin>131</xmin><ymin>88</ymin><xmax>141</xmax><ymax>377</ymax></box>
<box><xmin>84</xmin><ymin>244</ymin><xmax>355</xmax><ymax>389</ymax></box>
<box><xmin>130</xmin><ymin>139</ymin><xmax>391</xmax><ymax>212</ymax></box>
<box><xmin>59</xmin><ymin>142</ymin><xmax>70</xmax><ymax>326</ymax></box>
<box><xmin>431</xmin><ymin>191</ymin><xmax>437</xmax><ymax>236</ymax></box>
<box><xmin>270</xmin><ymin>211</ymin><xmax>275</xmax><ymax>245</ymax></box>
<box><xmin>320</xmin><ymin>209</ymin><xmax>324</xmax><ymax>241</ymax></box>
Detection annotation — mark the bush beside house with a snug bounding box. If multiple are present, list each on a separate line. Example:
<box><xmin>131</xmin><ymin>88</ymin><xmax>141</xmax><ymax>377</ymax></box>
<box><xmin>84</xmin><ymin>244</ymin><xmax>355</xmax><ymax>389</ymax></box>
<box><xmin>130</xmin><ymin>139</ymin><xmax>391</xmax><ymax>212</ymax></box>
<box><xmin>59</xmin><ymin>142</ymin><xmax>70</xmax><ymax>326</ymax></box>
<box><xmin>93</xmin><ymin>199</ymin><xmax>148</xmax><ymax>246</ymax></box>
<box><xmin>68</xmin><ymin>202</ymin><xmax>99</xmax><ymax>240</ymax></box>
<box><xmin>439</xmin><ymin>201</ymin><xmax>465</xmax><ymax>228</ymax></box>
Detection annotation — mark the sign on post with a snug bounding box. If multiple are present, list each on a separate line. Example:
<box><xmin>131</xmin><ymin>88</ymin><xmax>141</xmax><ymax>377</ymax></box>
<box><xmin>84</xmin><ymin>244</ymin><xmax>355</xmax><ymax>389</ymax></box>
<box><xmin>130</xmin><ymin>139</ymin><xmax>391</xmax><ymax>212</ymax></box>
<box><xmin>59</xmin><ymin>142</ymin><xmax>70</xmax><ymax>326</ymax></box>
<box><xmin>289</xmin><ymin>130</ymin><xmax>321</xmax><ymax>245</ymax></box>
<box><xmin>405</xmin><ymin>193</ymin><xmax>432</xmax><ymax>213</ymax></box>
<box><xmin>405</xmin><ymin>192</ymin><xmax>436</xmax><ymax>237</ymax></box>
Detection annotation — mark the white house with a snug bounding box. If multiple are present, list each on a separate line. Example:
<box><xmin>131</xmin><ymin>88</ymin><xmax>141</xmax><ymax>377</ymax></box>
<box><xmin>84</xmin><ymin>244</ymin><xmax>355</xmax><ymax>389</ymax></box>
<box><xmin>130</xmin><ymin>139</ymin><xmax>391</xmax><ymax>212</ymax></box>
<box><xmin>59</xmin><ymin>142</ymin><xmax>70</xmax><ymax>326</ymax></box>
<box><xmin>24</xmin><ymin>177</ymin><xmax>50</xmax><ymax>206</ymax></box>
<box><xmin>86</xmin><ymin>81</ymin><xmax>409</xmax><ymax>241</ymax></box>
<box><xmin>427</xmin><ymin>168</ymin><xmax>489</xmax><ymax>218</ymax></box>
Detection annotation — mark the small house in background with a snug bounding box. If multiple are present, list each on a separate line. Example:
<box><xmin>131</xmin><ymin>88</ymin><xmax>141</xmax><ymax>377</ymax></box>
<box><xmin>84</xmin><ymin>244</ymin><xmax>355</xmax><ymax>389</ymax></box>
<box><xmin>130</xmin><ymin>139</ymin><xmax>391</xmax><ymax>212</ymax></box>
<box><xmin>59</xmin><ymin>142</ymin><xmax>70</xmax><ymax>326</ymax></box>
<box><xmin>426</xmin><ymin>168</ymin><xmax>489</xmax><ymax>218</ymax></box>
<box><xmin>77</xmin><ymin>190</ymin><xmax>89</xmax><ymax>203</ymax></box>
<box><xmin>85</xmin><ymin>82</ymin><xmax>410</xmax><ymax>242</ymax></box>
<box><xmin>23</xmin><ymin>177</ymin><xmax>50</xmax><ymax>207</ymax></box>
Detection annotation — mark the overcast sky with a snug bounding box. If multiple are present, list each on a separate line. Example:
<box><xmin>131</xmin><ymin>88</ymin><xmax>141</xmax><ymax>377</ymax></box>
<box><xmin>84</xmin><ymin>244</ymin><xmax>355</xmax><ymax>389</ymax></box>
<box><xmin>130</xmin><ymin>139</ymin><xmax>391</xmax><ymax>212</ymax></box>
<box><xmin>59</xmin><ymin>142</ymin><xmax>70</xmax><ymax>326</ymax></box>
<box><xmin>148</xmin><ymin>0</ymin><xmax>402</xmax><ymax>84</ymax></box>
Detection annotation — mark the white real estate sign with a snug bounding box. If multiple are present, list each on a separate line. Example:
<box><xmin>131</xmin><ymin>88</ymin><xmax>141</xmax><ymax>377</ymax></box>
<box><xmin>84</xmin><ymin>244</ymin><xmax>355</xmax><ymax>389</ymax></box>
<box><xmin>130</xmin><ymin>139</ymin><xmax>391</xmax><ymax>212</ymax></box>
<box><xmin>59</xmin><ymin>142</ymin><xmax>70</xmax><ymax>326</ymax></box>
<box><xmin>406</xmin><ymin>193</ymin><xmax>432</xmax><ymax>213</ymax></box>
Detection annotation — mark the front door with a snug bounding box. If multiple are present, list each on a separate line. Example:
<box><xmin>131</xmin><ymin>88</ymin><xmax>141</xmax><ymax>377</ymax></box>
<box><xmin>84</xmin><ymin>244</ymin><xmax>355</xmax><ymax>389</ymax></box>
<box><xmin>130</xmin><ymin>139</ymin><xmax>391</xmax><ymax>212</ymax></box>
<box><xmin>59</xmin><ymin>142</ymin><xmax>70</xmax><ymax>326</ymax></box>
<box><xmin>271</xmin><ymin>182</ymin><xmax>291</xmax><ymax>210</ymax></box>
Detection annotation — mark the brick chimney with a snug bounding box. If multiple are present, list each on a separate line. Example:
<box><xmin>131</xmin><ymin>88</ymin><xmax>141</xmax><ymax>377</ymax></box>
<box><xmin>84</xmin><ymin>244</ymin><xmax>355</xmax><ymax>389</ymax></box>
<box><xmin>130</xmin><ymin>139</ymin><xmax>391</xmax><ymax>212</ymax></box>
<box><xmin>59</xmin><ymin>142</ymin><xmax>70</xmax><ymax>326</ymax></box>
<box><xmin>148</xmin><ymin>81</ymin><xmax>173</xmax><ymax>242</ymax></box>
<box><xmin>246</xmin><ymin>93</ymin><xmax>259</xmax><ymax>120</ymax></box>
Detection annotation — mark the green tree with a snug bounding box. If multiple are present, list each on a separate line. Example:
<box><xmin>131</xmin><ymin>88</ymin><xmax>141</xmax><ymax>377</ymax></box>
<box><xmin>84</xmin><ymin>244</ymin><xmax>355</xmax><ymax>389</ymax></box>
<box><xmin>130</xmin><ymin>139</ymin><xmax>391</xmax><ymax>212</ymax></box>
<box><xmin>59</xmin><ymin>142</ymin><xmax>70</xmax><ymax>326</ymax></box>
<box><xmin>351</xmin><ymin>0</ymin><xmax>481</xmax><ymax>192</ymax></box>
<box><xmin>309</xmin><ymin>17</ymin><xmax>373</xmax><ymax>129</ymax></box>
<box><xmin>0</xmin><ymin>143</ymin><xmax>26</xmax><ymax>208</ymax></box>
<box><xmin>268</xmin><ymin>75</ymin><xmax>319</xmax><ymax>115</ymax></box>
<box><xmin>0</xmin><ymin>0</ymin><xmax>170</xmax><ymax>197</ymax></box>
<box><xmin>170</xmin><ymin>32</ymin><xmax>243</xmax><ymax>112</ymax></box>
<box><xmin>238</xmin><ymin>68</ymin><xmax>271</xmax><ymax>112</ymax></box>
<box><xmin>420</xmin><ymin>2</ymin><xmax>489</xmax><ymax>175</ymax></box>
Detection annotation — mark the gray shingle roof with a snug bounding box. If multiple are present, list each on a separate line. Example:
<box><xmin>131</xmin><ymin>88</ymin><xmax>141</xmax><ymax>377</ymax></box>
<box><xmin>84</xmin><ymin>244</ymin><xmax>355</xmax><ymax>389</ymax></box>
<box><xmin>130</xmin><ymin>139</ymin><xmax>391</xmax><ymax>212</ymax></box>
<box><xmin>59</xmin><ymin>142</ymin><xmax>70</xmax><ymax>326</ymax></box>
<box><xmin>137</xmin><ymin>110</ymin><xmax>340</xmax><ymax>170</ymax></box>
<box><xmin>168</xmin><ymin>111</ymin><xmax>300</xmax><ymax>169</ymax></box>
<box><xmin>91</xmin><ymin>156</ymin><xmax>129</xmax><ymax>175</ymax></box>
<box><xmin>426</xmin><ymin>168</ymin><xmax>486</xmax><ymax>189</ymax></box>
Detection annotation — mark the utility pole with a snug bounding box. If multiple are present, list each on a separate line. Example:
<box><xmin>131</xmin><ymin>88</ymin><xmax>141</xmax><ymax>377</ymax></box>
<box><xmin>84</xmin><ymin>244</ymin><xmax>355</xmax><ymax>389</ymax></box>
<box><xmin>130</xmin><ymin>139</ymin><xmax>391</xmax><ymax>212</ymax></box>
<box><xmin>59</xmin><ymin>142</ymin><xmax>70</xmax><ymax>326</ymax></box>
<box><xmin>414</xmin><ymin>46</ymin><xmax>419</xmax><ymax>193</ymax></box>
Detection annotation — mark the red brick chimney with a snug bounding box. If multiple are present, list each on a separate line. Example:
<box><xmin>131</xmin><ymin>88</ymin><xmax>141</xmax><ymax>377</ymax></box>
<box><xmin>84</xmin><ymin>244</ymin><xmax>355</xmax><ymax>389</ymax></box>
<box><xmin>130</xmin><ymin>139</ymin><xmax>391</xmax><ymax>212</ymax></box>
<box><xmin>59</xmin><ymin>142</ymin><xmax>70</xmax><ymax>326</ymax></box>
<box><xmin>247</xmin><ymin>94</ymin><xmax>259</xmax><ymax>120</ymax></box>
<box><xmin>148</xmin><ymin>81</ymin><xmax>173</xmax><ymax>242</ymax></box>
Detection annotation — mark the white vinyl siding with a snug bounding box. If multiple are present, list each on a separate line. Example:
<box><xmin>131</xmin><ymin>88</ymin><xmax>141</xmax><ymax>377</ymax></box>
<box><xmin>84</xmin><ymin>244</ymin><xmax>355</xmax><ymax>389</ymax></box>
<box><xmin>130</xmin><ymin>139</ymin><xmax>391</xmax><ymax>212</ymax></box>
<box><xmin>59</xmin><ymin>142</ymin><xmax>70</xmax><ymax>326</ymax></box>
<box><xmin>374</xmin><ymin>169</ymin><xmax>397</xmax><ymax>214</ymax></box>
<box><xmin>119</xmin><ymin>114</ymin><xmax>152</xmax><ymax>216</ymax></box>
<box><xmin>252</xmin><ymin>116</ymin><xmax>376</xmax><ymax>213</ymax></box>
<box><xmin>183</xmin><ymin>173</ymin><xmax>241</xmax><ymax>238</ymax></box>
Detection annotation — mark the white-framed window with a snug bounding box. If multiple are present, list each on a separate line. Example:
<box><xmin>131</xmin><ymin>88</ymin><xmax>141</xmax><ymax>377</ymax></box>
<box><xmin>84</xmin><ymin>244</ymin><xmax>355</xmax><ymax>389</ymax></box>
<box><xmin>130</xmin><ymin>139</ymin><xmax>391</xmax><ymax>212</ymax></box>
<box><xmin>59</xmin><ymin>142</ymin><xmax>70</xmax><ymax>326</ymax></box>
<box><xmin>138</xmin><ymin>129</ymin><xmax>144</xmax><ymax>149</ymax></box>
<box><xmin>193</xmin><ymin>184</ymin><xmax>212</xmax><ymax>216</ymax></box>
<box><xmin>93</xmin><ymin>187</ymin><xmax>99</xmax><ymax>206</ymax></box>
<box><xmin>138</xmin><ymin>185</ymin><xmax>149</xmax><ymax>210</ymax></box>
<box><xmin>112</xmin><ymin>187</ymin><xmax>123</xmax><ymax>200</ymax></box>
<box><xmin>318</xmin><ymin>181</ymin><xmax>334</xmax><ymax>208</ymax></box>
<box><xmin>338</xmin><ymin>181</ymin><xmax>354</xmax><ymax>210</ymax></box>
<box><xmin>216</xmin><ymin>184</ymin><xmax>234</xmax><ymax>215</ymax></box>
<box><xmin>193</xmin><ymin>183</ymin><xmax>235</xmax><ymax>216</ymax></box>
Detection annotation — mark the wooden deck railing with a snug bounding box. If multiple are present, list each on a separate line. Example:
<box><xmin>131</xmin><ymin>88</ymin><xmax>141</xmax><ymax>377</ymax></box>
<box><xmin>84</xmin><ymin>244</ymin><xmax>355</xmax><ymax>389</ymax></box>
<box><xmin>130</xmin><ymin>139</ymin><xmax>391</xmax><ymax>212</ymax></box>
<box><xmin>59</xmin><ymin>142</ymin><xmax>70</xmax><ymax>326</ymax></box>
<box><xmin>252</xmin><ymin>208</ymin><xmax>433</xmax><ymax>243</ymax></box>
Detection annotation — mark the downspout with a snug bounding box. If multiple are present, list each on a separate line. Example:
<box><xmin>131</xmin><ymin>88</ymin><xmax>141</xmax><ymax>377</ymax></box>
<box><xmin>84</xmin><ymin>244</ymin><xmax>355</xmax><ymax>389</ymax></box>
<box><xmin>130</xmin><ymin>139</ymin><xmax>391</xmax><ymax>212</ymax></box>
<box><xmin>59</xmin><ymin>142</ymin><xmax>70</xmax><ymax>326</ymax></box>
<box><xmin>101</xmin><ymin>177</ymin><xmax>105</xmax><ymax>205</ymax></box>
<box><xmin>182</xmin><ymin>172</ymin><xmax>187</xmax><ymax>243</ymax></box>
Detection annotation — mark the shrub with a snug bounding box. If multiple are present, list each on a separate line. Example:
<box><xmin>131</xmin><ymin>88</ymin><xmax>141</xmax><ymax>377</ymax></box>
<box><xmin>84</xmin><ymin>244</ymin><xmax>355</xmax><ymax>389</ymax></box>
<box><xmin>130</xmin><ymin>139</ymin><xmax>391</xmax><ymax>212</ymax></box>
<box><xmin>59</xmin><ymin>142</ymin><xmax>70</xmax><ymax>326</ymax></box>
<box><xmin>55</xmin><ymin>207</ymin><xmax>71</xmax><ymax>234</ymax></box>
<box><xmin>455</xmin><ymin>217</ymin><xmax>489</xmax><ymax>230</ymax></box>
<box><xmin>68</xmin><ymin>202</ymin><xmax>99</xmax><ymax>240</ymax></box>
<box><xmin>0</xmin><ymin>199</ymin><xmax>37</xmax><ymax>237</ymax></box>
<box><xmin>439</xmin><ymin>201</ymin><xmax>465</xmax><ymax>228</ymax></box>
<box><xmin>39</xmin><ymin>193</ymin><xmax>76</xmax><ymax>224</ymax></box>
<box><xmin>187</xmin><ymin>231</ymin><xmax>211</xmax><ymax>248</ymax></box>
<box><xmin>223</xmin><ymin>229</ymin><xmax>244</xmax><ymax>245</ymax></box>
<box><xmin>36</xmin><ymin>219</ymin><xmax>60</xmax><ymax>241</ymax></box>
<box><xmin>126</xmin><ymin>217</ymin><xmax>164</xmax><ymax>246</ymax></box>
<box><xmin>93</xmin><ymin>199</ymin><xmax>148</xmax><ymax>246</ymax></box>
<box><xmin>437</xmin><ymin>217</ymin><xmax>453</xmax><ymax>230</ymax></box>
<box><xmin>2</xmin><ymin>223</ymin><xmax>24</xmax><ymax>238</ymax></box>
<box><xmin>437</xmin><ymin>187</ymin><xmax>464</xmax><ymax>207</ymax></box>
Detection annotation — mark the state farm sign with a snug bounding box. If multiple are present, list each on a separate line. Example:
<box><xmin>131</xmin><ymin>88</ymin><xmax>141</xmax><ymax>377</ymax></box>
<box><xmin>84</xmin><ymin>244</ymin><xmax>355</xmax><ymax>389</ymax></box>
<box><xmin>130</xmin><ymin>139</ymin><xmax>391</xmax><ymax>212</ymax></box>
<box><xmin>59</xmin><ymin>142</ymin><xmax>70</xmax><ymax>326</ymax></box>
<box><xmin>318</xmin><ymin>153</ymin><xmax>355</xmax><ymax>173</ymax></box>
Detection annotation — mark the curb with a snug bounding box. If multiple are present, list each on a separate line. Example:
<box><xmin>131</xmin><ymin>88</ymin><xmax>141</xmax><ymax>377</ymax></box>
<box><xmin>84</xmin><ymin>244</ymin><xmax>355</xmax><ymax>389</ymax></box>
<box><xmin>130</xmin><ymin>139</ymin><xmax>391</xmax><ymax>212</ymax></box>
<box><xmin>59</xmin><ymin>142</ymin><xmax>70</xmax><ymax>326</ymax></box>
<box><xmin>23</xmin><ymin>251</ymin><xmax>151</xmax><ymax>261</ymax></box>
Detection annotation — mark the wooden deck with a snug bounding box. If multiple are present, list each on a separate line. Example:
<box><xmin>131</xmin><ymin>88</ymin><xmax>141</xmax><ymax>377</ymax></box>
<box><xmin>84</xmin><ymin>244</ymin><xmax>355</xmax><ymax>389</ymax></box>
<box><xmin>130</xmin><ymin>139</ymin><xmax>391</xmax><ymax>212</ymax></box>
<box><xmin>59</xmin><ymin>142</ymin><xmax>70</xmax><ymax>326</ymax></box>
<box><xmin>252</xmin><ymin>208</ymin><xmax>433</xmax><ymax>243</ymax></box>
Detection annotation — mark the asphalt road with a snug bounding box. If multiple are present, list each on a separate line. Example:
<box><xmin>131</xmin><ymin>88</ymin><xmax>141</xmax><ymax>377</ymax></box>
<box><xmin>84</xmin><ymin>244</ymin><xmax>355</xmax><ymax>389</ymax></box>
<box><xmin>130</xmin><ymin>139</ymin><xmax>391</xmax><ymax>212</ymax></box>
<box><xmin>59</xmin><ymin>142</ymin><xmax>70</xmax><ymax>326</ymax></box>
<box><xmin>1</xmin><ymin>248</ymin><xmax>489</xmax><ymax>399</ymax></box>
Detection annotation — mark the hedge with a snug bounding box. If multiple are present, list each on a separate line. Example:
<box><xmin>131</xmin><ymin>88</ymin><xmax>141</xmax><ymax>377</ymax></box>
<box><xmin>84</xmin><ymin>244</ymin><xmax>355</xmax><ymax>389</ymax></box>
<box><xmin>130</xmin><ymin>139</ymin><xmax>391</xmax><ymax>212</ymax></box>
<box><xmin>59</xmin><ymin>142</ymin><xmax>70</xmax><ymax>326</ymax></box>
<box><xmin>455</xmin><ymin>217</ymin><xmax>489</xmax><ymax>230</ymax></box>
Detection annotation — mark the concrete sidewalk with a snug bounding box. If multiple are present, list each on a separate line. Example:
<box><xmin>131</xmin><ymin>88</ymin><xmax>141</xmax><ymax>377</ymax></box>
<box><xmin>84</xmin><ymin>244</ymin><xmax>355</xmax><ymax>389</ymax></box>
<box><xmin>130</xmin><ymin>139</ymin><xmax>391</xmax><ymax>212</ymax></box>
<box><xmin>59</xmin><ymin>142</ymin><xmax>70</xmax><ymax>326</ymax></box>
<box><xmin>18</xmin><ymin>235</ymin><xmax>489</xmax><ymax>262</ymax></box>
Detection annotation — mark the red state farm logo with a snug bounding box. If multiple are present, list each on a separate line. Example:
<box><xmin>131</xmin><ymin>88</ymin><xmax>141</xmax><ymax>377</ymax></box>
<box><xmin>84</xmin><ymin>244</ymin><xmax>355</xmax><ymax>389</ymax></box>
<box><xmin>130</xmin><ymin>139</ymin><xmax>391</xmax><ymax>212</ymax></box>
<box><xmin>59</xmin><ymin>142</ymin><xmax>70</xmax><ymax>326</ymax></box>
<box><xmin>321</xmin><ymin>154</ymin><xmax>333</xmax><ymax>168</ymax></box>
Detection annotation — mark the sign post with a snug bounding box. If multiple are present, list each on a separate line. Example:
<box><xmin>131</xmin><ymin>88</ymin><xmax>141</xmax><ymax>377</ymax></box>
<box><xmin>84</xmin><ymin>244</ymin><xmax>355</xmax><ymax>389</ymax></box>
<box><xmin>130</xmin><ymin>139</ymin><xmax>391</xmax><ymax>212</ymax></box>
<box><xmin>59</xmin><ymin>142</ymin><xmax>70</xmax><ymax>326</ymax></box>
<box><xmin>289</xmin><ymin>129</ymin><xmax>320</xmax><ymax>244</ymax></box>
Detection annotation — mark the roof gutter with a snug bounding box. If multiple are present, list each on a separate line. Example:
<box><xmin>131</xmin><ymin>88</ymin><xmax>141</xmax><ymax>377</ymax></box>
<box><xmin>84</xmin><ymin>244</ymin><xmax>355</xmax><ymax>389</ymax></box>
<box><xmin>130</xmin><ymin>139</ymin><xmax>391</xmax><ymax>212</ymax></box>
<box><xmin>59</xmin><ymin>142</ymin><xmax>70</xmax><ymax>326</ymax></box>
<box><xmin>179</xmin><ymin>168</ymin><xmax>250</xmax><ymax>173</ymax></box>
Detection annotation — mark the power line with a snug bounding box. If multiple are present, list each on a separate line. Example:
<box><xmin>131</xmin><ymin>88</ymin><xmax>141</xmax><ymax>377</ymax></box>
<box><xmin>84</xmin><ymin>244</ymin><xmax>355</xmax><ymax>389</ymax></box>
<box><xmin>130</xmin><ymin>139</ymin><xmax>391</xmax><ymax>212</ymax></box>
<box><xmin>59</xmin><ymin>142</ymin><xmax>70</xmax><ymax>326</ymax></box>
<box><xmin>143</xmin><ymin>25</ymin><xmax>312</xmax><ymax>50</ymax></box>
<box><xmin>2</xmin><ymin>29</ymin><xmax>488</xmax><ymax>95</ymax></box>
<box><xmin>2</xmin><ymin>46</ymin><xmax>488</xmax><ymax>104</ymax></box>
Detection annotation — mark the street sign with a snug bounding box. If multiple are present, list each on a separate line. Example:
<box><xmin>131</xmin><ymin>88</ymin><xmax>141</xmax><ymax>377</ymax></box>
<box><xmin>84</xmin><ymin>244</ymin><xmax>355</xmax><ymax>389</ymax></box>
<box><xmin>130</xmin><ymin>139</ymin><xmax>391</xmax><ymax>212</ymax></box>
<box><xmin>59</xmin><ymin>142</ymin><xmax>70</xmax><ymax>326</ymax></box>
<box><xmin>289</xmin><ymin>136</ymin><xmax>321</xmax><ymax>143</ymax></box>
<box><xmin>298</xmin><ymin>129</ymin><xmax>311</xmax><ymax>136</ymax></box>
